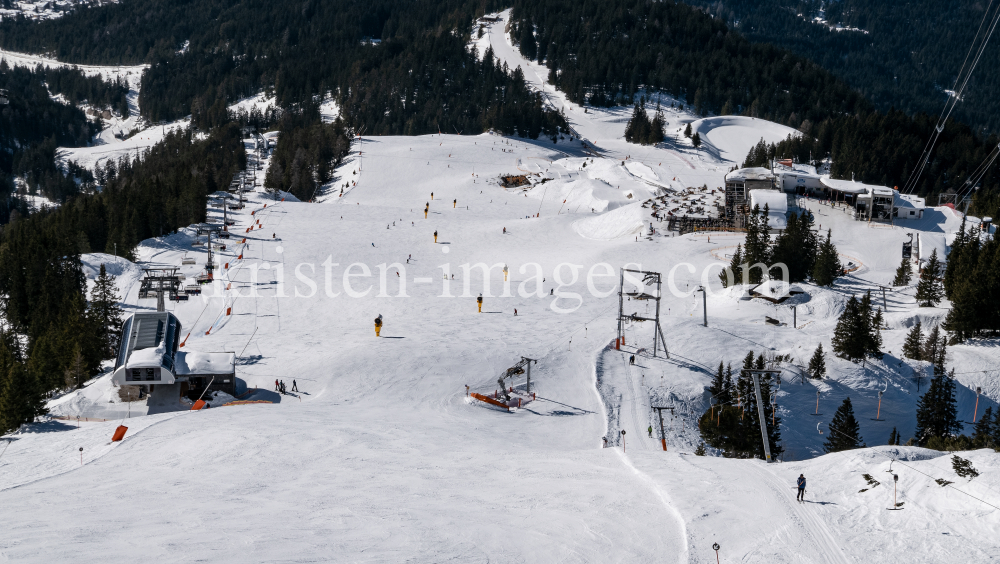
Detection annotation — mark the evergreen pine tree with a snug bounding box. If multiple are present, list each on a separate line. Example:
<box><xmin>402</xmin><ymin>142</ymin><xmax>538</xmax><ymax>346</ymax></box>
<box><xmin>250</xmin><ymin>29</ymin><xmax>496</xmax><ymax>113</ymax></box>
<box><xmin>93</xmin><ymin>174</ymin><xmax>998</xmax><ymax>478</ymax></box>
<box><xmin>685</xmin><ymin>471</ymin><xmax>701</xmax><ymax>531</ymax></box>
<box><xmin>755</xmin><ymin>353</ymin><xmax>765</xmax><ymax>371</ymax></box>
<box><xmin>710</xmin><ymin>361</ymin><xmax>726</xmax><ymax>399</ymax></box>
<box><xmin>720</xmin><ymin>244</ymin><xmax>743</xmax><ymax>287</ymax></box>
<box><xmin>0</xmin><ymin>362</ymin><xmax>46</xmax><ymax>434</ymax></box>
<box><xmin>902</xmin><ymin>322</ymin><xmax>923</xmax><ymax>360</ymax></box>
<box><xmin>812</xmin><ymin>229</ymin><xmax>842</xmax><ymax>286</ymax></box>
<box><xmin>992</xmin><ymin>408</ymin><xmax>1000</xmax><ymax>450</ymax></box>
<box><xmin>63</xmin><ymin>344</ymin><xmax>86</xmax><ymax>390</ymax></box>
<box><xmin>692</xmin><ymin>132</ymin><xmax>701</xmax><ymax>147</ymax></box>
<box><xmin>922</xmin><ymin>324</ymin><xmax>941</xmax><ymax>367</ymax></box>
<box><xmin>914</xmin><ymin>368</ymin><xmax>961</xmax><ymax>446</ymax></box>
<box><xmin>824</xmin><ymin>397</ymin><xmax>864</xmax><ymax>452</ymax></box>
<box><xmin>892</xmin><ymin>255</ymin><xmax>912</xmax><ymax>286</ymax></box>
<box><xmin>770</xmin><ymin>212</ymin><xmax>817</xmax><ymax>282</ymax></box>
<box><xmin>624</xmin><ymin>104</ymin><xmax>653</xmax><ymax>145</ymax></box>
<box><xmin>832</xmin><ymin>295</ymin><xmax>865</xmax><ymax>360</ymax></box>
<box><xmin>684</xmin><ymin>122</ymin><xmax>692</xmax><ymax>138</ymax></box>
<box><xmin>972</xmin><ymin>406</ymin><xmax>994</xmax><ymax>448</ymax></box>
<box><xmin>88</xmin><ymin>263</ymin><xmax>124</xmax><ymax>358</ymax></box>
<box><xmin>887</xmin><ymin>427</ymin><xmax>898</xmax><ymax>445</ymax></box>
<box><xmin>694</xmin><ymin>442</ymin><xmax>707</xmax><ymax>456</ymax></box>
<box><xmin>743</xmin><ymin>205</ymin><xmax>771</xmax><ymax>284</ymax></box>
<box><xmin>649</xmin><ymin>106</ymin><xmax>665</xmax><ymax>144</ymax></box>
<box><xmin>807</xmin><ymin>344</ymin><xmax>826</xmax><ymax>379</ymax></box>
<box><xmin>868</xmin><ymin>306</ymin><xmax>884</xmax><ymax>358</ymax></box>
<box><xmin>915</xmin><ymin>248</ymin><xmax>944</xmax><ymax>307</ymax></box>
<box><xmin>921</xmin><ymin>325</ymin><xmax>948</xmax><ymax>376</ymax></box>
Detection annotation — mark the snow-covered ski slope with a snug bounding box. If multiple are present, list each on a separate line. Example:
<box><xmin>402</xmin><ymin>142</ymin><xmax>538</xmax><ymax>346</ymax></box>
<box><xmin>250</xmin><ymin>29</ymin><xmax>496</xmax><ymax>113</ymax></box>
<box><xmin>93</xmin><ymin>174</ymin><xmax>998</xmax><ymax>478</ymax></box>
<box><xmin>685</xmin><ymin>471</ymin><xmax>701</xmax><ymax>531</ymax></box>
<box><xmin>2</xmin><ymin>13</ymin><xmax>1000</xmax><ymax>563</ymax></box>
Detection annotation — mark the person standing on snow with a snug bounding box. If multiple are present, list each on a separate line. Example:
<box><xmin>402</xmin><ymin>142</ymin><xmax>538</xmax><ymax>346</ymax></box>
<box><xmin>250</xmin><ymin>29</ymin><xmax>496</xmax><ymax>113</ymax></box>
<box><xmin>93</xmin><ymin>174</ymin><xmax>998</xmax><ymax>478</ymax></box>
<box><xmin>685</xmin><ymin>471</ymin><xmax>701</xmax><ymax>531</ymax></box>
<box><xmin>275</xmin><ymin>379</ymin><xmax>279</xmax><ymax>391</ymax></box>
<box><xmin>453</xmin><ymin>199</ymin><xmax>457</xmax><ymax>208</ymax></box>
<box><xmin>477</xmin><ymin>293</ymin><xmax>483</xmax><ymax>313</ymax></box>
<box><xmin>629</xmin><ymin>355</ymin><xmax>635</xmax><ymax>365</ymax></box>
<box><xmin>503</xmin><ymin>264</ymin><xmax>509</xmax><ymax>282</ymax></box>
<box><xmin>796</xmin><ymin>474</ymin><xmax>806</xmax><ymax>502</ymax></box>
<box><xmin>648</xmin><ymin>425</ymin><xmax>653</xmax><ymax>438</ymax></box>
<box><xmin>434</xmin><ymin>230</ymin><xmax>438</xmax><ymax>243</ymax></box>
<box><xmin>374</xmin><ymin>314</ymin><xmax>383</xmax><ymax>337</ymax></box>
<box><xmin>292</xmin><ymin>380</ymin><xmax>298</xmax><ymax>392</ymax></box>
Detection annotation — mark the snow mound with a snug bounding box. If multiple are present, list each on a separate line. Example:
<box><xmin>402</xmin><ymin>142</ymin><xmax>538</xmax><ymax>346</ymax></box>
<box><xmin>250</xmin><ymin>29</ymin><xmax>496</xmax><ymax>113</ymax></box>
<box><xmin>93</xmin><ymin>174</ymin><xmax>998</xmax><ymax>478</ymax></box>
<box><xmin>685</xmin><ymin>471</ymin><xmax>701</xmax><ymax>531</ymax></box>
<box><xmin>624</xmin><ymin>161</ymin><xmax>658</xmax><ymax>182</ymax></box>
<box><xmin>81</xmin><ymin>253</ymin><xmax>139</xmax><ymax>279</ymax></box>
<box><xmin>573</xmin><ymin>202</ymin><xmax>645</xmax><ymax>240</ymax></box>
<box><xmin>691</xmin><ymin>116</ymin><xmax>800</xmax><ymax>164</ymax></box>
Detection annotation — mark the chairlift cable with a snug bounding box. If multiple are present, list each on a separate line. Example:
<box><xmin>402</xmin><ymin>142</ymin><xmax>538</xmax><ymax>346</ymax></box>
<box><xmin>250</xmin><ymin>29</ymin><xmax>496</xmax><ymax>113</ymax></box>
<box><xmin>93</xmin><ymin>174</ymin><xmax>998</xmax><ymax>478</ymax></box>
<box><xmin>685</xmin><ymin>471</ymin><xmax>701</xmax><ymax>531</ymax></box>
<box><xmin>903</xmin><ymin>0</ymin><xmax>1000</xmax><ymax>194</ymax></box>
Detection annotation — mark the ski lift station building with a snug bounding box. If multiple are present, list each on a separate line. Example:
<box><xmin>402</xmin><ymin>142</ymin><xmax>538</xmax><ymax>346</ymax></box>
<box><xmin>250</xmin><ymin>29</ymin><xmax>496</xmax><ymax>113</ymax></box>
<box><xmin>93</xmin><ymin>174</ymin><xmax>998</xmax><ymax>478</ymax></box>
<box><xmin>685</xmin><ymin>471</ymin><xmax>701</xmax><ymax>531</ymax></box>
<box><xmin>111</xmin><ymin>312</ymin><xmax>237</xmax><ymax>399</ymax></box>
<box><xmin>819</xmin><ymin>176</ymin><xmax>925</xmax><ymax>221</ymax></box>
<box><xmin>724</xmin><ymin>167</ymin><xmax>775</xmax><ymax>219</ymax></box>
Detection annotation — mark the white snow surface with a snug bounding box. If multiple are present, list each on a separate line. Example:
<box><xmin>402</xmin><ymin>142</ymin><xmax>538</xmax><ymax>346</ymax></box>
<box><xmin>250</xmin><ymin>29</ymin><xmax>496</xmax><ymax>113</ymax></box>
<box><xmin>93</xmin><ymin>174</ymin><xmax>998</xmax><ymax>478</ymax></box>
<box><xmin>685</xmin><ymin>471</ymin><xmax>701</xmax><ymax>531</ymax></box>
<box><xmin>1</xmin><ymin>12</ymin><xmax>999</xmax><ymax>563</ymax></box>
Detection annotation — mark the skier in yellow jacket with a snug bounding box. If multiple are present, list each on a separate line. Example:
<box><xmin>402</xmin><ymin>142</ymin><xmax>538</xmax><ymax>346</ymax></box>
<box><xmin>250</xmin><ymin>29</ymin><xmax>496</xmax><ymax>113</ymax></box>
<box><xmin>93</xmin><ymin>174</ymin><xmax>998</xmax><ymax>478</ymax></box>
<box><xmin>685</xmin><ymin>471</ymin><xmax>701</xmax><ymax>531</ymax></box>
<box><xmin>477</xmin><ymin>293</ymin><xmax>483</xmax><ymax>313</ymax></box>
<box><xmin>374</xmin><ymin>314</ymin><xmax>383</xmax><ymax>337</ymax></box>
<box><xmin>434</xmin><ymin>230</ymin><xmax>438</xmax><ymax>243</ymax></box>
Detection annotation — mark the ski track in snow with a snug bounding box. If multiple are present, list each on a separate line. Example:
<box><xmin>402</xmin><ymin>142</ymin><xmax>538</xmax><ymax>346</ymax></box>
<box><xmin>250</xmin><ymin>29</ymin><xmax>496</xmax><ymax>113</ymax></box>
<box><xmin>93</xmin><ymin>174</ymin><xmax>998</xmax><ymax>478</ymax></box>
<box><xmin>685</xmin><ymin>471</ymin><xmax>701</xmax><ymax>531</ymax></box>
<box><xmin>749</xmin><ymin>464</ymin><xmax>851</xmax><ymax>564</ymax></box>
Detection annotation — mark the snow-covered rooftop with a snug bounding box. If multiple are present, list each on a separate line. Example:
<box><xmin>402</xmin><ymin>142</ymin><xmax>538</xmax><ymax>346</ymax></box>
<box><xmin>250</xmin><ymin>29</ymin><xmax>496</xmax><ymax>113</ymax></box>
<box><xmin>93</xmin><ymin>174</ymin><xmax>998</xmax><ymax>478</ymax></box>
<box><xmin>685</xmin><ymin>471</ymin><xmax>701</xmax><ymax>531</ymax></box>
<box><xmin>820</xmin><ymin>175</ymin><xmax>882</xmax><ymax>194</ymax></box>
<box><xmin>725</xmin><ymin>167</ymin><xmax>774</xmax><ymax>182</ymax></box>
<box><xmin>895</xmin><ymin>193</ymin><xmax>926</xmax><ymax>210</ymax></box>
<box><xmin>175</xmin><ymin>351</ymin><xmax>235</xmax><ymax>375</ymax></box>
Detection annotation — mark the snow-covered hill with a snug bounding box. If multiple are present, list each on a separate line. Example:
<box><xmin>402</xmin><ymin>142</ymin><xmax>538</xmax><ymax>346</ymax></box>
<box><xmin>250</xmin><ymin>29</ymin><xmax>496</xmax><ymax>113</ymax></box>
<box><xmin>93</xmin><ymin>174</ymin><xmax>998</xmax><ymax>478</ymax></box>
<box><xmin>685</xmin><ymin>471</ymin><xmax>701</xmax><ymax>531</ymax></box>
<box><xmin>1</xmin><ymin>12</ymin><xmax>999</xmax><ymax>562</ymax></box>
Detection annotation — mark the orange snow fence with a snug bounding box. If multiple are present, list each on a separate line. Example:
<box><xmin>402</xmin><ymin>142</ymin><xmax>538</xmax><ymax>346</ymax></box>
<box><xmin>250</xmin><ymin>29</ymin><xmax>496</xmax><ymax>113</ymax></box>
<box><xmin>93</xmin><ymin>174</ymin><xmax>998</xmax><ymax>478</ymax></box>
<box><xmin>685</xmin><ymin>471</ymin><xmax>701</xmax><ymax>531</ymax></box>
<box><xmin>191</xmin><ymin>400</ymin><xmax>206</xmax><ymax>411</ymax></box>
<box><xmin>226</xmin><ymin>307</ymin><xmax>232</xmax><ymax>316</ymax></box>
<box><xmin>238</xmin><ymin>253</ymin><xmax>243</xmax><ymax>260</ymax></box>
<box><xmin>470</xmin><ymin>392</ymin><xmax>509</xmax><ymax>411</ymax></box>
<box><xmin>264</xmin><ymin>204</ymin><xmax>267</xmax><ymax>208</ymax></box>
<box><xmin>223</xmin><ymin>399</ymin><xmax>273</xmax><ymax>407</ymax></box>
<box><xmin>225</xmin><ymin>263</ymin><xmax>229</xmax><ymax>269</ymax></box>
<box><xmin>251</xmin><ymin>211</ymin><xmax>256</xmax><ymax>216</ymax></box>
<box><xmin>241</xmin><ymin>238</ymin><xmax>246</xmax><ymax>243</ymax></box>
<box><xmin>111</xmin><ymin>425</ymin><xmax>128</xmax><ymax>442</ymax></box>
<box><xmin>281</xmin><ymin>198</ymin><xmax>285</xmax><ymax>202</ymax></box>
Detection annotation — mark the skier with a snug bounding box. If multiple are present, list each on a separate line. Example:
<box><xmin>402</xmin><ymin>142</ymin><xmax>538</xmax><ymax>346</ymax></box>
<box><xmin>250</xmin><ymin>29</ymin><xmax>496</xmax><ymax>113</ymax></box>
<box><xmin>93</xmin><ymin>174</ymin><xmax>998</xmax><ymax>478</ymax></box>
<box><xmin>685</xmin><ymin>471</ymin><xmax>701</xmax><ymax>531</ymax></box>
<box><xmin>272</xmin><ymin>233</ymin><xmax>275</xmax><ymax>239</ymax></box>
<box><xmin>503</xmin><ymin>227</ymin><xmax>507</xmax><ymax>234</ymax></box>
<box><xmin>514</xmin><ymin>308</ymin><xmax>518</xmax><ymax>316</ymax></box>
<box><xmin>374</xmin><ymin>314</ymin><xmax>383</xmax><ymax>337</ymax></box>
<box><xmin>292</xmin><ymin>380</ymin><xmax>298</xmax><ymax>392</ymax></box>
<box><xmin>477</xmin><ymin>293</ymin><xmax>483</xmax><ymax>313</ymax></box>
<box><xmin>503</xmin><ymin>264</ymin><xmax>509</xmax><ymax>281</ymax></box>
<box><xmin>434</xmin><ymin>230</ymin><xmax>438</xmax><ymax>243</ymax></box>
<box><xmin>453</xmin><ymin>199</ymin><xmax>457</xmax><ymax>208</ymax></box>
<box><xmin>629</xmin><ymin>355</ymin><xmax>635</xmax><ymax>365</ymax></box>
<box><xmin>648</xmin><ymin>425</ymin><xmax>653</xmax><ymax>438</ymax></box>
<box><xmin>274</xmin><ymin>379</ymin><xmax>279</xmax><ymax>391</ymax></box>
<box><xmin>424</xmin><ymin>205</ymin><xmax>428</xmax><ymax>219</ymax></box>
<box><xmin>796</xmin><ymin>474</ymin><xmax>806</xmax><ymax>502</ymax></box>
<box><xmin>431</xmin><ymin>192</ymin><xmax>434</xmax><ymax>200</ymax></box>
